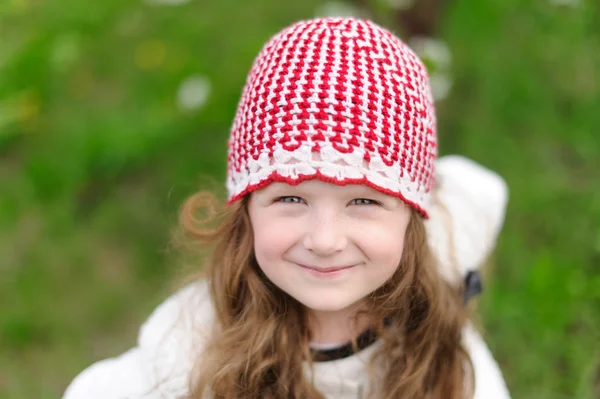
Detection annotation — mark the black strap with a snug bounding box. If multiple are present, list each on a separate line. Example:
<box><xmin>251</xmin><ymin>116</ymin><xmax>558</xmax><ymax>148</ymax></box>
<box><xmin>463</xmin><ymin>270</ymin><xmax>483</xmax><ymax>303</ymax></box>
<box><xmin>311</xmin><ymin>326</ymin><xmax>379</xmax><ymax>362</ymax></box>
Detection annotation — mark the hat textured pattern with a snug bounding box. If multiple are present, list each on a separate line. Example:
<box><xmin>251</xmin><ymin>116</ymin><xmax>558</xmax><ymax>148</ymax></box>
<box><xmin>226</xmin><ymin>17</ymin><xmax>437</xmax><ymax>217</ymax></box>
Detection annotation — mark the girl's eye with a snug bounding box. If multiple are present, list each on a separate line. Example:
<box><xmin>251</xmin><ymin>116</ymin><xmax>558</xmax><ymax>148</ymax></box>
<box><xmin>350</xmin><ymin>198</ymin><xmax>379</xmax><ymax>206</ymax></box>
<box><xmin>275</xmin><ymin>196</ymin><xmax>305</xmax><ymax>204</ymax></box>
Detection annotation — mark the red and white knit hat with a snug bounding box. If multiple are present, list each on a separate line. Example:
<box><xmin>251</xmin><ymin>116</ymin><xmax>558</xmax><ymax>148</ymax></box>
<box><xmin>226</xmin><ymin>17</ymin><xmax>437</xmax><ymax>217</ymax></box>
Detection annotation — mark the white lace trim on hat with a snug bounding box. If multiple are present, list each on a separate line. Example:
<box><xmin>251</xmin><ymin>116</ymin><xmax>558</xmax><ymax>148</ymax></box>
<box><xmin>226</xmin><ymin>142</ymin><xmax>429</xmax><ymax>210</ymax></box>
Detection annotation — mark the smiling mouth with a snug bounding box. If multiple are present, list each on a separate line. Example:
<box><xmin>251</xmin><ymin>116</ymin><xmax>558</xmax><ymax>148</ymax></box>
<box><xmin>298</xmin><ymin>264</ymin><xmax>356</xmax><ymax>273</ymax></box>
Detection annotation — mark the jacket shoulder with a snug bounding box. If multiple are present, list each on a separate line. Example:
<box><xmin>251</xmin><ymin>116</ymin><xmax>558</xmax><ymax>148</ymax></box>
<box><xmin>463</xmin><ymin>324</ymin><xmax>511</xmax><ymax>399</ymax></box>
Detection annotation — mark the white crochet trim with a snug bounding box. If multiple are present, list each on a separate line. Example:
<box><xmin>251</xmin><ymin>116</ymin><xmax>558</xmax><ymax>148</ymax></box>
<box><xmin>227</xmin><ymin>142</ymin><xmax>429</xmax><ymax>210</ymax></box>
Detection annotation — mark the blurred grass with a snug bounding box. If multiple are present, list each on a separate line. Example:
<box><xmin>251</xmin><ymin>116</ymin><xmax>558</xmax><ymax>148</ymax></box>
<box><xmin>0</xmin><ymin>0</ymin><xmax>599</xmax><ymax>398</ymax></box>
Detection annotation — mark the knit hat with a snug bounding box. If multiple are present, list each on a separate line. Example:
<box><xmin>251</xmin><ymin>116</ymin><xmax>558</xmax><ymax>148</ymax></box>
<box><xmin>226</xmin><ymin>17</ymin><xmax>437</xmax><ymax>217</ymax></box>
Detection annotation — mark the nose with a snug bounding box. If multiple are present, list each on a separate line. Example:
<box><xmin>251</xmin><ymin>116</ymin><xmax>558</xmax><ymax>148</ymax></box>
<box><xmin>302</xmin><ymin>211</ymin><xmax>348</xmax><ymax>256</ymax></box>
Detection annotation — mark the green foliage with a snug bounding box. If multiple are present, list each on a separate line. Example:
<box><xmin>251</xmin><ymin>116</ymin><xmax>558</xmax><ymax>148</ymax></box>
<box><xmin>1</xmin><ymin>0</ymin><xmax>598</xmax><ymax>397</ymax></box>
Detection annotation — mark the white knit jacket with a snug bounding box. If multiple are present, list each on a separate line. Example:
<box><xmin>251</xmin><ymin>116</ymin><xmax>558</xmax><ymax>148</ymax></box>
<box><xmin>63</xmin><ymin>155</ymin><xmax>511</xmax><ymax>399</ymax></box>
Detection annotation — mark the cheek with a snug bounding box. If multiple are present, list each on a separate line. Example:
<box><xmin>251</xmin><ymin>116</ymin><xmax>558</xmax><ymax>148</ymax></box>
<box><xmin>252</xmin><ymin>218</ymin><xmax>299</xmax><ymax>266</ymax></box>
<box><xmin>374</xmin><ymin>235</ymin><xmax>405</xmax><ymax>268</ymax></box>
<box><xmin>357</xmin><ymin>220</ymin><xmax>407</xmax><ymax>269</ymax></box>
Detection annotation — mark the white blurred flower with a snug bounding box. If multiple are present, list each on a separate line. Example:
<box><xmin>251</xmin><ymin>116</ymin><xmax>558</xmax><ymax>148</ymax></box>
<box><xmin>409</xmin><ymin>36</ymin><xmax>452</xmax><ymax>71</ymax></box>
<box><xmin>176</xmin><ymin>75</ymin><xmax>211</xmax><ymax>113</ymax></box>
<box><xmin>381</xmin><ymin>0</ymin><xmax>415</xmax><ymax>10</ymax></box>
<box><xmin>408</xmin><ymin>36</ymin><xmax>453</xmax><ymax>101</ymax></box>
<box><xmin>429</xmin><ymin>73</ymin><xmax>452</xmax><ymax>102</ymax></box>
<box><xmin>315</xmin><ymin>1</ymin><xmax>363</xmax><ymax>18</ymax></box>
<box><xmin>144</xmin><ymin>0</ymin><xmax>190</xmax><ymax>6</ymax></box>
<box><xmin>549</xmin><ymin>0</ymin><xmax>581</xmax><ymax>6</ymax></box>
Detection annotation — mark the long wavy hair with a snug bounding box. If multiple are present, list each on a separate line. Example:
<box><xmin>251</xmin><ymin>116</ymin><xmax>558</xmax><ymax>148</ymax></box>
<box><xmin>179</xmin><ymin>189</ymin><xmax>474</xmax><ymax>399</ymax></box>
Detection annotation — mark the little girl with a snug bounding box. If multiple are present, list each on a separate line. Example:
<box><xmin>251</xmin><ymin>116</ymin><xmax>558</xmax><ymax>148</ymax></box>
<box><xmin>64</xmin><ymin>17</ymin><xmax>511</xmax><ymax>399</ymax></box>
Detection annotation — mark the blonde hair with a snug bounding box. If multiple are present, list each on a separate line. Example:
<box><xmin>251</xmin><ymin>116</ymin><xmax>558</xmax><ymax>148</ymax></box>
<box><xmin>179</xmin><ymin>190</ymin><xmax>474</xmax><ymax>398</ymax></box>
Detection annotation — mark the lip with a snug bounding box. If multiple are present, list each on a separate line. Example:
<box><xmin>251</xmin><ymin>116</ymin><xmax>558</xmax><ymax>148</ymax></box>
<box><xmin>297</xmin><ymin>263</ymin><xmax>356</xmax><ymax>275</ymax></box>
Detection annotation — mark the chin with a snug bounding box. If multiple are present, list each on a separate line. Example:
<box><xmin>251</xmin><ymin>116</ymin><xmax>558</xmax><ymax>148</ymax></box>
<box><xmin>296</xmin><ymin>294</ymin><xmax>360</xmax><ymax>314</ymax></box>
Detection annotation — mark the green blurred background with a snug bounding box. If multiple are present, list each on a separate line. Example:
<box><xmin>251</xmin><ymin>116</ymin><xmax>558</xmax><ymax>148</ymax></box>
<box><xmin>1</xmin><ymin>0</ymin><xmax>599</xmax><ymax>398</ymax></box>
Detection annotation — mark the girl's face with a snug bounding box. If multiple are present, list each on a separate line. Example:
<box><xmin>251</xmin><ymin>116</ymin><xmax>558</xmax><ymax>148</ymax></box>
<box><xmin>248</xmin><ymin>179</ymin><xmax>411</xmax><ymax>317</ymax></box>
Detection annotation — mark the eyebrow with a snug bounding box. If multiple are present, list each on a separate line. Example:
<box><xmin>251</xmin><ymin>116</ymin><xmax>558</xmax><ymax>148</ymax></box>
<box><xmin>259</xmin><ymin>183</ymin><xmax>299</xmax><ymax>197</ymax></box>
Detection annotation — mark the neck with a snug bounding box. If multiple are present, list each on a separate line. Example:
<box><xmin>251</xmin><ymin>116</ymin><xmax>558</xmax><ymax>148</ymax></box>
<box><xmin>308</xmin><ymin>302</ymin><xmax>372</xmax><ymax>346</ymax></box>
